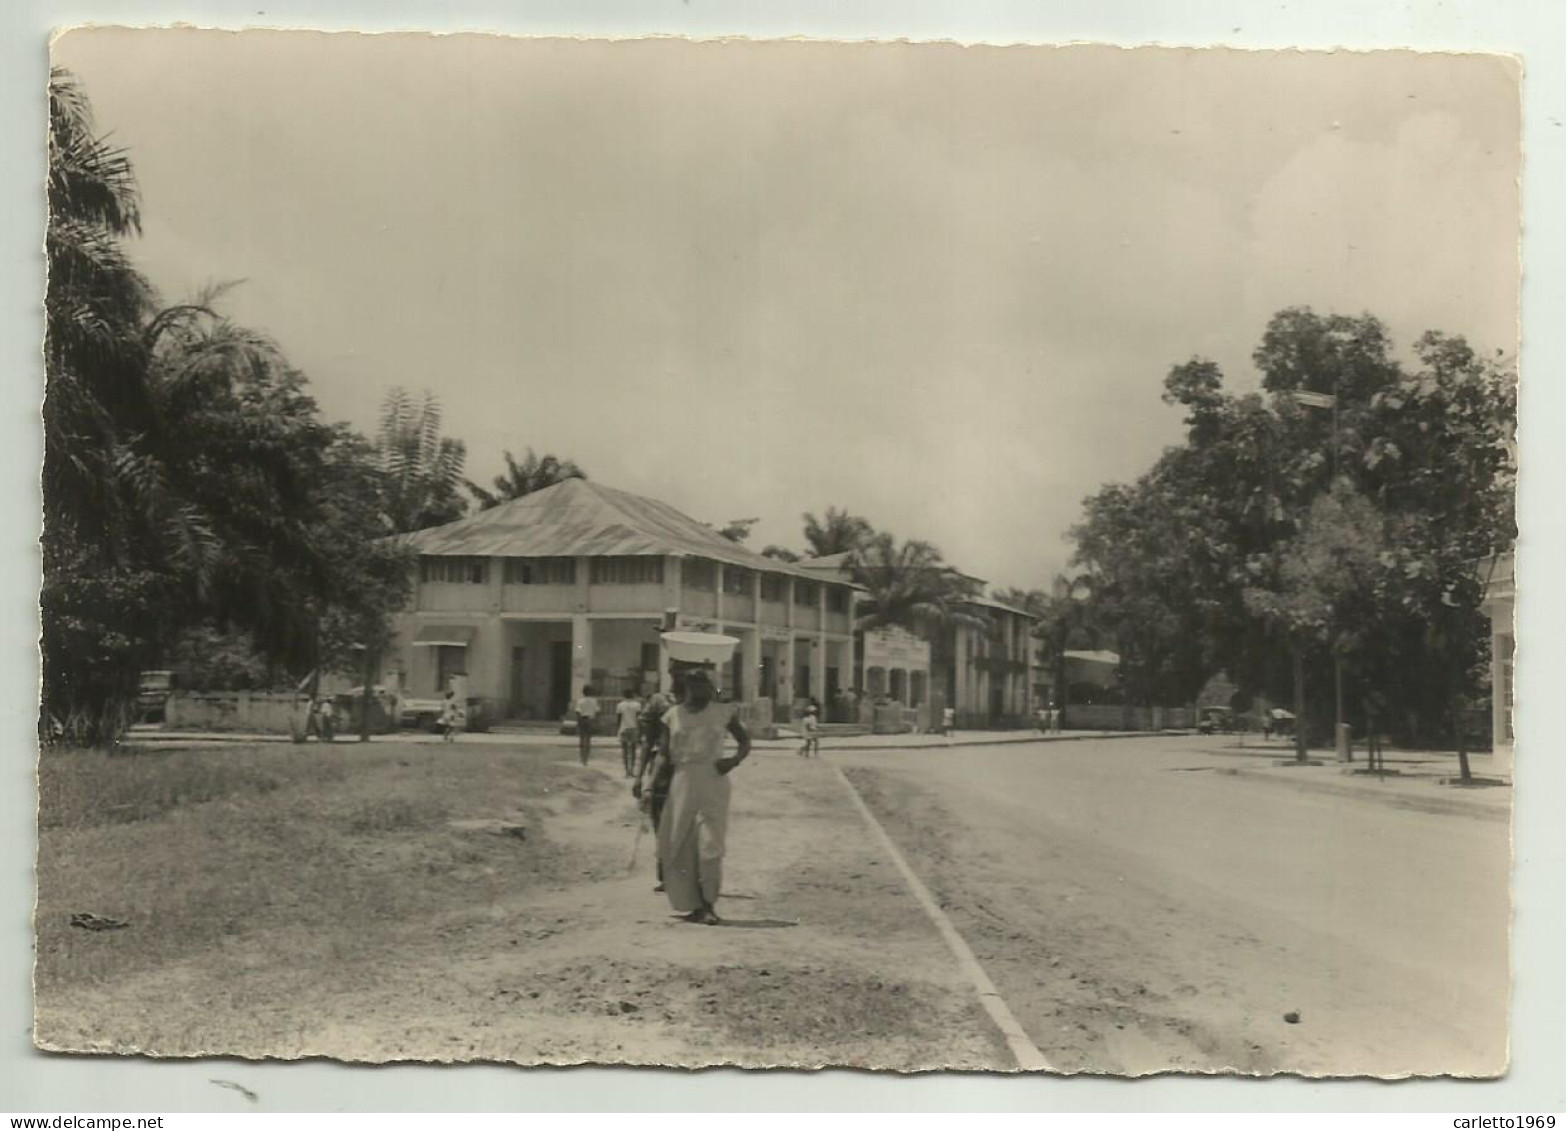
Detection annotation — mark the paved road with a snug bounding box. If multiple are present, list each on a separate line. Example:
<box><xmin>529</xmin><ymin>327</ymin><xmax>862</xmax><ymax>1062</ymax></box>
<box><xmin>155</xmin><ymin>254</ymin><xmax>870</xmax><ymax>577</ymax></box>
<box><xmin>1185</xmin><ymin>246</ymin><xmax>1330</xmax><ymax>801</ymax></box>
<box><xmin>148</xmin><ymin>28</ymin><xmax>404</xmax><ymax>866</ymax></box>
<box><xmin>838</xmin><ymin>735</ymin><xmax>1510</xmax><ymax>1076</ymax></box>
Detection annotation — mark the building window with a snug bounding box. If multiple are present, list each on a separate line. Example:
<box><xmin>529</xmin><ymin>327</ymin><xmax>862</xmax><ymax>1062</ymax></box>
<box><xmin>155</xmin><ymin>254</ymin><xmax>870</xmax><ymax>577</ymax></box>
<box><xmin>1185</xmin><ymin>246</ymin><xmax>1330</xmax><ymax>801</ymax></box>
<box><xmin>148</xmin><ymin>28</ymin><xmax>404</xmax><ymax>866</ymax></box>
<box><xmin>503</xmin><ymin>557</ymin><xmax>577</xmax><ymax>585</ymax></box>
<box><xmin>590</xmin><ymin>556</ymin><xmax>664</xmax><ymax>585</ymax></box>
<box><xmin>682</xmin><ymin>558</ymin><xmax>717</xmax><ymax>591</ymax></box>
<box><xmin>722</xmin><ymin>566</ymin><xmax>752</xmax><ymax>595</ymax></box>
<box><xmin>760</xmin><ymin>574</ymin><xmax>786</xmax><ymax>603</ymax></box>
<box><xmin>421</xmin><ymin>556</ymin><xmax>489</xmax><ymax>584</ymax></box>
<box><xmin>827</xmin><ymin>586</ymin><xmax>850</xmax><ymax>615</ymax></box>
<box><xmin>793</xmin><ymin>580</ymin><xmax>819</xmax><ymax>607</ymax></box>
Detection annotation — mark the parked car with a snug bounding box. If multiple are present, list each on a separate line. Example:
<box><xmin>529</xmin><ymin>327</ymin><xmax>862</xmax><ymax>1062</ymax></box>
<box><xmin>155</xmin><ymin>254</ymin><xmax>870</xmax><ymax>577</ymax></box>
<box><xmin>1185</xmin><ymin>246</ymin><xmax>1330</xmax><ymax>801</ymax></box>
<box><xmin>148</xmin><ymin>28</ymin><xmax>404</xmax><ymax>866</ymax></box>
<box><xmin>137</xmin><ymin>670</ymin><xmax>176</xmax><ymax>723</ymax></box>
<box><xmin>398</xmin><ymin>693</ymin><xmax>489</xmax><ymax>734</ymax></box>
<box><xmin>1197</xmin><ymin>706</ymin><xmax>1235</xmax><ymax>734</ymax></box>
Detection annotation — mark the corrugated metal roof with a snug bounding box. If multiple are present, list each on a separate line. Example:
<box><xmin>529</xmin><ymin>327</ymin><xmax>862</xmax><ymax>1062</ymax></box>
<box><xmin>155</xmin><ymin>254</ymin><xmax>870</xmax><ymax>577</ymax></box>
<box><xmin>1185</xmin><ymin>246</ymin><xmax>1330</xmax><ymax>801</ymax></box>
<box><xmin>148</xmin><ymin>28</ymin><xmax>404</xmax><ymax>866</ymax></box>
<box><xmin>968</xmin><ymin>594</ymin><xmax>1040</xmax><ymax>619</ymax></box>
<box><xmin>396</xmin><ymin>479</ymin><xmax>843</xmax><ymax>583</ymax></box>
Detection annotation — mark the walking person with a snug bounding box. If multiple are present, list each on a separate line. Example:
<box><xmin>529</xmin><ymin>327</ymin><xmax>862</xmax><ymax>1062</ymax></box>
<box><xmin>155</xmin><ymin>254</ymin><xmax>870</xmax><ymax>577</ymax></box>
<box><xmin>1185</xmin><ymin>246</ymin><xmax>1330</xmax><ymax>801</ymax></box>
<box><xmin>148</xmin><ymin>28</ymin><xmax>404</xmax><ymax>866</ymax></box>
<box><xmin>440</xmin><ymin>689</ymin><xmax>463</xmax><ymax>743</ymax></box>
<box><xmin>632</xmin><ymin>696</ymin><xmax>674</xmax><ymax>892</ymax></box>
<box><xmin>313</xmin><ymin>695</ymin><xmax>335</xmax><ymax>743</ymax></box>
<box><xmin>657</xmin><ymin>667</ymin><xmax>751</xmax><ymax>924</ymax></box>
<box><xmin>616</xmin><ymin>688</ymin><xmax>643</xmax><ymax>777</ymax></box>
<box><xmin>798</xmin><ymin>703</ymin><xmax>821</xmax><ymax>757</ymax></box>
<box><xmin>574</xmin><ymin>685</ymin><xmax>600</xmax><ymax>766</ymax></box>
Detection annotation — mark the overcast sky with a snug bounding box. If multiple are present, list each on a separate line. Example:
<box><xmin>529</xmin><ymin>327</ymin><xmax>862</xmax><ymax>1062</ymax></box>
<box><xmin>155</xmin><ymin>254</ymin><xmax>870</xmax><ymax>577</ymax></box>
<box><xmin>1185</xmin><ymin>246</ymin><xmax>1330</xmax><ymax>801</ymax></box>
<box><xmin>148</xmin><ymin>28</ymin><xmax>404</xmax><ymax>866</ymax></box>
<box><xmin>52</xmin><ymin>30</ymin><xmax>1520</xmax><ymax>591</ymax></box>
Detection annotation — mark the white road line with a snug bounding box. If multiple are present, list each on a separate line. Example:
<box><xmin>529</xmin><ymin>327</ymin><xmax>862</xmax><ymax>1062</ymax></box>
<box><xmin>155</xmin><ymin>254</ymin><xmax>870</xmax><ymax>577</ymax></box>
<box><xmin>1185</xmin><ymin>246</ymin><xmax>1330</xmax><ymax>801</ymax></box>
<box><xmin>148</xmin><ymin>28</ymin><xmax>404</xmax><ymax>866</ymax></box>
<box><xmin>832</xmin><ymin>764</ymin><xmax>1054</xmax><ymax>1072</ymax></box>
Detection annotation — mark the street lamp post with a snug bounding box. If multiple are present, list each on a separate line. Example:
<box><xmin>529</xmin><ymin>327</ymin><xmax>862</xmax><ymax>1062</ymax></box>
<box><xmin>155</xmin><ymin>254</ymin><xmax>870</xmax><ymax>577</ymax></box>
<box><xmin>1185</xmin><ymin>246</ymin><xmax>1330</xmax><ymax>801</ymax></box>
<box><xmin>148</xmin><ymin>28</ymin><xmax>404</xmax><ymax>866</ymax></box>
<box><xmin>1295</xmin><ymin>377</ymin><xmax>1349</xmax><ymax>761</ymax></box>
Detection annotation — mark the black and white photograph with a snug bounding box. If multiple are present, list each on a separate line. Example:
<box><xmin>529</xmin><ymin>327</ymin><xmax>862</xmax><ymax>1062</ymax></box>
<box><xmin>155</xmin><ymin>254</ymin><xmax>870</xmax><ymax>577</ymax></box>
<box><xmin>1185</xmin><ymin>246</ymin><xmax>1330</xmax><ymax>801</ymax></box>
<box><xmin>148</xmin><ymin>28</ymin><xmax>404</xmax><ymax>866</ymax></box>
<box><xmin>35</xmin><ymin>28</ymin><xmax>1520</xmax><ymax>1078</ymax></box>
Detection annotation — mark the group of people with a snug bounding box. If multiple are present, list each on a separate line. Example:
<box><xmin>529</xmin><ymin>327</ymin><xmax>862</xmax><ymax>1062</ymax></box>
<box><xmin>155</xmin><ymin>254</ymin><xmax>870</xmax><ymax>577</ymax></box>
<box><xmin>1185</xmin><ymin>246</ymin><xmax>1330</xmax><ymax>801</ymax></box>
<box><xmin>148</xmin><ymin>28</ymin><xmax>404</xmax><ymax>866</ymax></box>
<box><xmin>1033</xmin><ymin>703</ymin><xmax>1063</xmax><ymax>734</ymax></box>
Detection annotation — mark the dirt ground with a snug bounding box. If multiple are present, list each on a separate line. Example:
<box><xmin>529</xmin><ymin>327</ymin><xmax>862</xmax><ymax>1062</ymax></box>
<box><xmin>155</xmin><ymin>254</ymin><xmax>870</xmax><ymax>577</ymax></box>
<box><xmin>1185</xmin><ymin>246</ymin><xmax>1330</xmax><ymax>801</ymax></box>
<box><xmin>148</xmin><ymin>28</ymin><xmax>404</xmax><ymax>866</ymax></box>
<box><xmin>35</xmin><ymin>741</ymin><xmax>1007</xmax><ymax>1070</ymax></box>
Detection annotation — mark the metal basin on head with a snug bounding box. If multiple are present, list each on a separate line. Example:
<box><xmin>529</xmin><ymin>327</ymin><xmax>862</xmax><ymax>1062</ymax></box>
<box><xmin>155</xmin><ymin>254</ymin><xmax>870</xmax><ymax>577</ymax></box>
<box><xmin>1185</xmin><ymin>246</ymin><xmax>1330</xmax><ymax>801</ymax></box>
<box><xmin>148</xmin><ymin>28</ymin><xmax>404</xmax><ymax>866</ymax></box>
<box><xmin>662</xmin><ymin>631</ymin><xmax>740</xmax><ymax>665</ymax></box>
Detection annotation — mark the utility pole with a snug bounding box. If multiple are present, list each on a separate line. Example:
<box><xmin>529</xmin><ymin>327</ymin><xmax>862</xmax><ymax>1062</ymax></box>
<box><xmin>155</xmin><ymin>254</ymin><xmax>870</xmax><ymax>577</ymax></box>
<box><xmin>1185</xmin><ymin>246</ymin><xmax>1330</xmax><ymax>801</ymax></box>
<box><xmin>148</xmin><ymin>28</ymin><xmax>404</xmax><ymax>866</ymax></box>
<box><xmin>354</xmin><ymin>641</ymin><xmax>375</xmax><ymax>743</ymax></box>
<box><xmin>1298</xmin><ymin>379</ymin><xmax>1350</xmax><ymax>760</ymax></box>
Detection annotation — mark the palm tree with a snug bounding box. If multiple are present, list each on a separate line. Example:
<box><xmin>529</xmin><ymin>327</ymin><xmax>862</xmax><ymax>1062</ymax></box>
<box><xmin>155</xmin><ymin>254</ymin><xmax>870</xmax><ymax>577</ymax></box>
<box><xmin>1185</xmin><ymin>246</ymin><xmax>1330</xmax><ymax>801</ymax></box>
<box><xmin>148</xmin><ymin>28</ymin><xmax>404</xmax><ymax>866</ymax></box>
<box><xmin>43</xmin><ymin>68</ymin><xmax>157</xmax><ymax>557</ymax></box>
<box><xmin>853</xmin><ymin>534</ymin><xmax>985</xmax><ymax>631</ymax></box>
<box><xmin>41</xmin><ymin>68</ymin><xmax>165</xmax><ymax>742</ymax></box>
<box><xmin>467</xmin><ymin>447</ymin><xmax>586</xmax><ymax>510</ymax></box>
<box><xmin>377</xmin><ymin>388</ymin><xmax>468</xmax><ymax>531</ymax></box>
<box><xmin>803</xmin><ymin>507</ymin><xmax>875</xmax><ymax>558</ymax></box>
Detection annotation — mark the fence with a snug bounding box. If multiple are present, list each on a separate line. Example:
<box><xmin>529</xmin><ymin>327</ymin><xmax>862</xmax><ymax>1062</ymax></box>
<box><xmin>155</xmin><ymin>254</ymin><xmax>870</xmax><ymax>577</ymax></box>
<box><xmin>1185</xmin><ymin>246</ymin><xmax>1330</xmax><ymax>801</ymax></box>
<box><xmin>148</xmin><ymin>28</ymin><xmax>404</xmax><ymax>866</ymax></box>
<box><xmin>1065</xmin><ymin>704</ymin><xmax>1196</xmax><ymax>731</ymax></box>
<box><xmin>164</xmin><ymin>691</ymin><xmax>301</xmax><ymax>733</ymax></box>
<box><xmin>164</xmin><ymin>690</ymin><xmax>400</xmax><ymax>734</ymax></box>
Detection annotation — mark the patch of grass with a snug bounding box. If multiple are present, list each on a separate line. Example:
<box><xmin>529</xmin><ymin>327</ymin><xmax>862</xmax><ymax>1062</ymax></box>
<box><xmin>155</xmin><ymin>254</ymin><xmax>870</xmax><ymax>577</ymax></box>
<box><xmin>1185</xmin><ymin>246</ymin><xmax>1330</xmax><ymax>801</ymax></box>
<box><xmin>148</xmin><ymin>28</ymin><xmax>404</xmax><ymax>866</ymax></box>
<box><xmin>340</xmin><ymin>796</ymin><xmax>450</xmax><ymax>834</ymax></box>
<box><xmin>37</xmin><ymin>746</ymin><xmax>337</xmax><ymax>830</ymax></box>
<box><xmin>34</xmin><ymin>743</ymin><xmax>605</xmax><ymax>999</ymax></box>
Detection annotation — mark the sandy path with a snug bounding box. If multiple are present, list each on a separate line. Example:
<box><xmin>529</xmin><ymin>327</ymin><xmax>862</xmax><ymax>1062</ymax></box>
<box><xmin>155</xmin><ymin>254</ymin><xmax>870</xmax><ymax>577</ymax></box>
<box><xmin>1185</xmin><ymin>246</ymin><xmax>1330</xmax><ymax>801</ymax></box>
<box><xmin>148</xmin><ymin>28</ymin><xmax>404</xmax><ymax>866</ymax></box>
<box><xmin>40</xmin><ymin>749</ymin><xmax>1010</xmax><ymax>1070</ymax></box>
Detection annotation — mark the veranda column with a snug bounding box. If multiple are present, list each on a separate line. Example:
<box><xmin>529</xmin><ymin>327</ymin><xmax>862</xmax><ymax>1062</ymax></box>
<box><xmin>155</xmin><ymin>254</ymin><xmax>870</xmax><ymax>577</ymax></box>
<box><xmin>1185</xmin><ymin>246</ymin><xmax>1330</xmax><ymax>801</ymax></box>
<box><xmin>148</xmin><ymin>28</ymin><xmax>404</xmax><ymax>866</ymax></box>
<box><xmin>659</xmin><ymin>555</ymin><xmax>682</xmax><ymax>694</ymax></box>
<box><xmin>952</xmin><ymin>627</ymin><xmax>969</xmax><ymax>719</ymax></box>
<box><xmin>571</xmin><ymin>613</ymin><xmax>593</xmax><ymax>699</ymax></box>
<box><xmin>778</xmin><ymin>577</ymin><xmax>795</xmax><ymax>715</ymax></box>
<box><xmin>813</xmin><ymin>586</ymin><xmax>829</xmax><ymax>705</ymax></box>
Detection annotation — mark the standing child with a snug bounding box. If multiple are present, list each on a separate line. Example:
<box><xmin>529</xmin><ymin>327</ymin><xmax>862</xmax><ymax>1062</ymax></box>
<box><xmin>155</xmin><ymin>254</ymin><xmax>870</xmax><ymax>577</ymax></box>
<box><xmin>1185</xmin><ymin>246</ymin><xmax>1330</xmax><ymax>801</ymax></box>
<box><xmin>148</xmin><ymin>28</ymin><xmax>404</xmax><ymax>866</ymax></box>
<box><xmin>798</xmin><ymin>704</ymin><xmax>821</xmax><ymax>758</ymax></box>
<box><xmin>314</xmin><ymin>696</ymin><xmax>335</xmax><ymax>743</ymax></box>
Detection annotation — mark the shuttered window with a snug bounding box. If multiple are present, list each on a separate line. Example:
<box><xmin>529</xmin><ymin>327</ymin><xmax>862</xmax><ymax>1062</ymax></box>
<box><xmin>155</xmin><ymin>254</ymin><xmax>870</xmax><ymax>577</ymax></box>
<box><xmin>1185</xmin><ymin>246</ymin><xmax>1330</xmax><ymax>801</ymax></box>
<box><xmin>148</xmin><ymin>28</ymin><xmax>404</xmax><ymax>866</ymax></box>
<box><xmin>503</xmin><ymin>557</ymin><xmax>577</xmax><ymax>585</ymax></box>
<box><xmin>590</xmin><ymin>557</ymin><xmax>664</xmax><ymax>585</ymax></box>
<box><xmin>421</xmin><ymin>557</ymin><xmax>489</xmax><ymax>584</ymax></box>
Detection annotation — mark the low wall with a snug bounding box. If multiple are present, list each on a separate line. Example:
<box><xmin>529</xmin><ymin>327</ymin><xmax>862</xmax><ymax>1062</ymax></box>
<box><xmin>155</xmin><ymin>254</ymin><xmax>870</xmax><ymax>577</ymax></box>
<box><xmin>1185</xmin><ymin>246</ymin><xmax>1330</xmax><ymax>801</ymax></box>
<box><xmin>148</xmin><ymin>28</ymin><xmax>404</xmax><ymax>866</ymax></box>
<box><xmin>165</xmin><ymin>690</ymin><xmax>401</xmax><ymax>734</ymax></box>
<box><xmin>1065</xmin><ymin>704</ymin><xmax>1196</xmax><ymax>731</ymax></box>
<box><xmin>164</xmin><ymin>691</ymin><xmax>301</xmax><ymax>733</ymax></box>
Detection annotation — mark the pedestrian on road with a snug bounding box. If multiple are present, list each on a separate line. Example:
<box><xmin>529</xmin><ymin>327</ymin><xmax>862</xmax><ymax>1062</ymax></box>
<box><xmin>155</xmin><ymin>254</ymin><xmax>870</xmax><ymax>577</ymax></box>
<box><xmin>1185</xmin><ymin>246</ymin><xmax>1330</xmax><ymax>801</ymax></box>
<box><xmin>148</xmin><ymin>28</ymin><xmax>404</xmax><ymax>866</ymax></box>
<box><xmin>313</xmin><ymin>695</ymin><xmax>335</xmax><ymax>743</ymax></box>
<box><xmin>657</xmin><ymin>667</ymin><xmax>751</xmax><ymax>924</ymax></box>
<box><xmin>616</xmin><ymin>689</ymin><xmax>643</xmax><ymax>777</ymax></box>
<box><xmin>574</xmin><ymin>685</ymin><xmax>600</xmax><ymax>766</ymax></box>
<box><xmin>798</xmin><ymin>704</ymin><xmax>820</xmax><ymax>758</ymax></box>
<box><xmin>942</xmin><ymin>705</ymin><xmax>956</xmax><ymax>737</ymax></box>
<box><xmin>632</xmin><ymin>702</ymin><xmax>674</xmax><ymax>892</ymax></box>
<box><xmin>440</xmin><ymin>690</ymin><xmax>463</xmax><ymax>743</ymax></box>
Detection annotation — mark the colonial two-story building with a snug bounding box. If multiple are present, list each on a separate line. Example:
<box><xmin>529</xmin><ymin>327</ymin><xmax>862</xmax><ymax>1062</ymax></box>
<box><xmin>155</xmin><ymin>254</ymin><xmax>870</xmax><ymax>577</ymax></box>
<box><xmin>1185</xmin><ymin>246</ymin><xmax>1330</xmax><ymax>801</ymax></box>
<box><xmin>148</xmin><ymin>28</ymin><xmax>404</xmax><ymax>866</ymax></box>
<box><xmin>389</xmin><ymin>479</ymin><xmax>858</xmax><ymax>729</ymax></box>
<box><xmin>796</xmin><ymin>556</ymin><xmax>1038</xmax><ymax>730</ymax></box>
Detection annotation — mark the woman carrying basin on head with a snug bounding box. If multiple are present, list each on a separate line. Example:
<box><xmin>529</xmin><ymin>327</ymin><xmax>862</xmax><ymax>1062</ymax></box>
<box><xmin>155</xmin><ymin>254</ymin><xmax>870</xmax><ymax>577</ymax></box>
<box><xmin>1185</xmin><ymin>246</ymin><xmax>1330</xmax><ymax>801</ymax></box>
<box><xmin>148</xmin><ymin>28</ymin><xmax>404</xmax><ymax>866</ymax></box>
<box><xmin>656</xmin><ymin>635</ymin><xmax>750</xmax><ymax>925</ymax></box>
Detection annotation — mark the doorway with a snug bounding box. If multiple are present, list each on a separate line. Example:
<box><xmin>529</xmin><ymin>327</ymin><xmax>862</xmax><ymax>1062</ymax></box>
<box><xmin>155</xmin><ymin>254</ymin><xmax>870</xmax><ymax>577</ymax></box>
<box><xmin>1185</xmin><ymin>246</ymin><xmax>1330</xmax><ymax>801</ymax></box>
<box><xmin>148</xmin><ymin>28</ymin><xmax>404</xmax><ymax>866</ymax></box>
<box><xmin>549</xmin><ymin>640</ymin><xmax>572</xmax><ymax>719</ymax></box>
<box><xmin>509</xmin><ymin>646</ymin><xmax>526</xmax><ymax>717</ymax></box>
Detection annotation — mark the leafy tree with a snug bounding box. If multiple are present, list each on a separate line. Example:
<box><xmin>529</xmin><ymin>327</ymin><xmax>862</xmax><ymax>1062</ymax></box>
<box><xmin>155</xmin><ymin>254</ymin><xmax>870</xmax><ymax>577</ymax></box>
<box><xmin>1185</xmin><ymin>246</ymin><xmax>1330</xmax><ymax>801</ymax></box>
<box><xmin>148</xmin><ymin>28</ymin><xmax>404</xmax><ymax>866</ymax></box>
<box><xmin>1003</xmin><ymin>576</ymin><xmax>1099</xmax><ymax>722</ymax></box>
<box><xmin>468</xmin><ymin>447</ymin><xmax>586</xmax><ymax>510</ymax></box>
<box><xmin>167</xmin><ymin>625</ymin><xmax>270</xmax><ymax>692</ymax></box>
<box><xmin>376</xmin><ymin>388</ymin><xmax>468</xmax><ymax>531</ymax></box>
<box><xmin>760</xmin><ymin>545</ymin><xmax>801</xmax><ymax>562</ymax></box>
<box><xmin>1072</xmin><ymin>307</ymin><xmax>1515</xmax><ymax>753</ymax></box>
<box><xmin>802</xmin><ymin>507</ymin><xmax>875</xmax><ymax>558</ymax></box>
<box><xmin>1243</xmin><ymin>482</ymin><xmax>1391</xmax><ymax>760</ymax></box>
<box><xmin>41</xmin><ymin>71</ymin><xmax>419</xmax><ymax>742</ymax></box>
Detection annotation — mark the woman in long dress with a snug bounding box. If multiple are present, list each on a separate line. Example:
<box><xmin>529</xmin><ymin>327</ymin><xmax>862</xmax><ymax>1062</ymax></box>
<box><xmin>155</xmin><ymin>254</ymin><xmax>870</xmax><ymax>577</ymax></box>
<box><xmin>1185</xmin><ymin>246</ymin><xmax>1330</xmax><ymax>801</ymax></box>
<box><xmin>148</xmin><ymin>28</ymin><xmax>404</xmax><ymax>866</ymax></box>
<box><xmin>656</xmin><ymin>667</ymin><xmax>751</xmax><ymax>924</ymax></box>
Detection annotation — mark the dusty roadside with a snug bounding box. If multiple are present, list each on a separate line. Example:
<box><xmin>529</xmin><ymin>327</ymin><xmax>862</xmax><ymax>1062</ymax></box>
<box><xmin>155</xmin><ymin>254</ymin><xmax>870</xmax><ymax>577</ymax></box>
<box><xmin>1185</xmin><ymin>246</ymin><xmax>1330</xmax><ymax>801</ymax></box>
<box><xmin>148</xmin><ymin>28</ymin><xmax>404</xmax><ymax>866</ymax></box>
<box><xmin>36</xmin><ymin>743</ymin><xmax>1010</xmax><ymax>1070</ymax></box>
